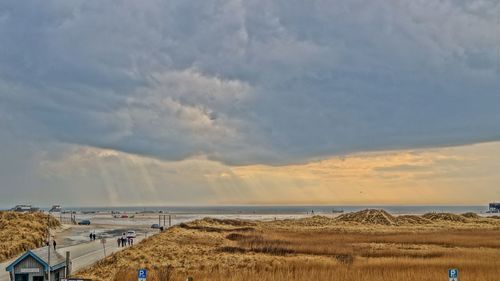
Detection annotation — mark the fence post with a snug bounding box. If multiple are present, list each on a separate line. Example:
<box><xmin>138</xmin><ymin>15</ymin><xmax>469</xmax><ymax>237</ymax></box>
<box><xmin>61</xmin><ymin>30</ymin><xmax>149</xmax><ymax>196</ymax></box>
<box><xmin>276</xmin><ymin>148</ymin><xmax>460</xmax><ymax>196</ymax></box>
<box><xmin>65</xmin><ymin>251</ymin><xmax>71</xmax><ymax>277</ymax></box>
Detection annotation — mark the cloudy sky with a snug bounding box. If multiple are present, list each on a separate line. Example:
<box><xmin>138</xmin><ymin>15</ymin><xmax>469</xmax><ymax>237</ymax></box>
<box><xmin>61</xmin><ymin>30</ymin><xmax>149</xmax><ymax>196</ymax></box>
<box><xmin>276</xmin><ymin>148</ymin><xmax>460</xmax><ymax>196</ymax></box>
<box><xmin>1</xmin><ymin>0</ymin><xmax>500</xmax><ymax>207</ymax></box>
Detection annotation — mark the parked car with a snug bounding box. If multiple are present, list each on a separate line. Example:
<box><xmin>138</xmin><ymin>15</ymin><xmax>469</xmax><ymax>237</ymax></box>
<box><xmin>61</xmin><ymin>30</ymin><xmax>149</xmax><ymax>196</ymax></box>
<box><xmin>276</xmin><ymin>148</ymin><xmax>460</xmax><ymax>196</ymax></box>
<box><xmin>126</xmin><ymin>230</ymin><xmax>137</xmax><ymax>238</ymax></box>
<box><xmin>78</xmin><ymin>219</ymin><xmax>91</xmax><ymax>225</ymax></box>
<box><xmin>151</xmin><ymin>223</ymin><xmax>160</xmax><ymax>229</ymax></box>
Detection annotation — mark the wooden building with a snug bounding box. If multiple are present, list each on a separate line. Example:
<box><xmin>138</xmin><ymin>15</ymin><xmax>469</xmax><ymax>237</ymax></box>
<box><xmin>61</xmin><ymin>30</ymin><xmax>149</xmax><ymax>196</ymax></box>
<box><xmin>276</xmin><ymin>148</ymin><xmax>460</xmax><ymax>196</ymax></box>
<box><xmin>489</xmin><ymin>203</ymin><xmax>500</xmax><ymax>213</ymax></box>
<box><xmin>5</xmin><ymin>247</ymin><xmax>69</xmax><ymax>281</ymax></box>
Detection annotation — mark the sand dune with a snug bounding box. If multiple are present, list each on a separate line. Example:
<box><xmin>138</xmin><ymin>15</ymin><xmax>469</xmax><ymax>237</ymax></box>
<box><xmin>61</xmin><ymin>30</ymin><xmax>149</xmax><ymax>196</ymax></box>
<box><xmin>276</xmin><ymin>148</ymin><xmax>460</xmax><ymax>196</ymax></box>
<box><xmin>0</xmin><ymin>211</ymin><xmax>60</xmax><ymax>262</ymax></box>
<box><xmin>335</xmin><ymin>209</ymin><xmax>397</xmax><ymax>225</ymax></box>
<box><xmin>461</xmin><ymin>212</ymin><xmax>481</xmax><ymax>219</ymax></box>
<box><xmin>74</xmin><ymin>209</ymin><xmax>500</xmax><ymax>281</ymax></box>
<box><xmin>422</xmin><ymin>212</ymin><xmax>468</xmax><ymax>223</ymax></box>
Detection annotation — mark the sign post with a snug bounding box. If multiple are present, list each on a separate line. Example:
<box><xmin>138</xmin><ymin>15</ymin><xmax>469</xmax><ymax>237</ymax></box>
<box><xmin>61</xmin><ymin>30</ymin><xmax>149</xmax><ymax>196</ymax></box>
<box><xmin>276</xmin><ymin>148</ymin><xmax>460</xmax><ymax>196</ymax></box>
<box><xmin>448</xmin><ymin>268</ymin><xmax>458</xmax><ymax>281</ymax></box>
<box><xmin>101</xmin><ymin>238</ymin><xmax>107</xmax><ymax>257</ymax></box>
<box><xmin>138</xmin><ymin>269</ymin><xmax>147</xmax><ymax>281</ymax></box>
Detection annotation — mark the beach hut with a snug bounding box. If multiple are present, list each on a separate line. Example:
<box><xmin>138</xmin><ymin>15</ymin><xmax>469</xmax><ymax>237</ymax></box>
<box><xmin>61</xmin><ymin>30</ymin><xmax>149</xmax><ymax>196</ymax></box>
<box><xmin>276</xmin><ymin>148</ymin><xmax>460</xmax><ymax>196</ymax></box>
<box><xmin>5</xmin><ymin>247</ymin><xmax>69</xmax><ymax>281</ymax></box>
<box><xmin>489</xmin><ymin>203</ymin><xmax>500</xmax><ymax>213</ymax></box>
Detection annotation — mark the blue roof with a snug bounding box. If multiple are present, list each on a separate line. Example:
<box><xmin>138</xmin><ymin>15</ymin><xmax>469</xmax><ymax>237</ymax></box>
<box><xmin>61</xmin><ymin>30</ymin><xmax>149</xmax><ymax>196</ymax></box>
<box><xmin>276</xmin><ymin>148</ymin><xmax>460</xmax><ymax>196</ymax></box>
<box><xmin>5</xmin><ymin>247</ymin><xmax>66</xmax><ymax>272</ymax></box>
<box><xmin>5</xmin><ymin>250</ymin><xmax>48</xmax><ymax>272</ymax></box>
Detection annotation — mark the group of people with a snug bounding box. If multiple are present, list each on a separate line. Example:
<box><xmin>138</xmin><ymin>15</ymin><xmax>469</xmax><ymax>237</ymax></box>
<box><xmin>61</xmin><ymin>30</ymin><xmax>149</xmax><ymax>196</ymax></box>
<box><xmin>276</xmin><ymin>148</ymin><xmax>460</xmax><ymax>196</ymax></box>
<box><xmin>88</xmin><ymin>231</ymin><xmax>133</xmax><ymax>247</ymax></box>
<box><xmin>117</xmin><ymin>233</ymin><xmax>133</xmax><ymax>247</ymax></box>
<box><xmin>45</xmin><ymin>239</ymin><xmax>57</xmax><ymax>250</ymax></box>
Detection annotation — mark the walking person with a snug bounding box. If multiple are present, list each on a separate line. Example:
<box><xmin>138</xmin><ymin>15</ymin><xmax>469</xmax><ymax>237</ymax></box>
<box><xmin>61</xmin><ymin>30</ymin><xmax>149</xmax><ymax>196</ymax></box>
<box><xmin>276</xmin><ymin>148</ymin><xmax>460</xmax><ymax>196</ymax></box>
<box><xmin>117</xmin><ymin>237</ymin><xmax>121</xmax><ymax>247</ymax></box>
<box><xmin>92</xmin><ymin>233</ymin><xmax>96</xmax><ymax>241</ymax></box>
<box><xmin>53</xmin><ymin>240</ymin><xmax>57</xmax><ymax>251</ymax></box>
<box><xmin>89</xmin><ymin>233</ymin><xmax>93</xmax><ymax>241</ymax></box>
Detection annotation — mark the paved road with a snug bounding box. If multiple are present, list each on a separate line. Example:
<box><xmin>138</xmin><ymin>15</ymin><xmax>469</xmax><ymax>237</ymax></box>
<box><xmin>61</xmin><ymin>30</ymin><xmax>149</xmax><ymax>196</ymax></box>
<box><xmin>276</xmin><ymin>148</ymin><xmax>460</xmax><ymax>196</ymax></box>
<box><xmin>0</xmin><ymin>235</ymin><xmax>145</xmax><ymax>281</ymax></box>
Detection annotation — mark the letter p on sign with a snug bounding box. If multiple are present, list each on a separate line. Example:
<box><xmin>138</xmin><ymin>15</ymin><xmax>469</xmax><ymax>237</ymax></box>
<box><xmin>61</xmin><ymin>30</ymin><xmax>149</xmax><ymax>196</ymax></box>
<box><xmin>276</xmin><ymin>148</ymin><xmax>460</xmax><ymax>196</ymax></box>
<box><xmin>448</xmin><ymin>268</ymin><xmax>458</xmax><ymax>281</ymax></box>
<box><xmin>138</xmin><ymin>269</ymin><xmax>147</xmax><ymax>281</ymax></box>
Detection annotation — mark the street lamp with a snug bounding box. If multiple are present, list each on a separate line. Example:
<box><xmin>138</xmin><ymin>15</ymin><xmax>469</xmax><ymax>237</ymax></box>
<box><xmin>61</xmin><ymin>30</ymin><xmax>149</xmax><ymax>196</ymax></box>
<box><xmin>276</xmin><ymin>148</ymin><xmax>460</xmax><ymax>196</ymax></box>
<box><xmin>47</xmin><ymin>210</ymin><xmax>51</xmax><ymax>280</ymax></box>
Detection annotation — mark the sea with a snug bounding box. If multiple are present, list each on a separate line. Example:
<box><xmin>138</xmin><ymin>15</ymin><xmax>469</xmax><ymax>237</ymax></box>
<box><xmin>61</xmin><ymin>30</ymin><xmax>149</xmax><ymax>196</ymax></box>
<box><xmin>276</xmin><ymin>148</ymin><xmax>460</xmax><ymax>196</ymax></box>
<box><xmin>50</xmin><ymin>205</ymin><xmax>489</xmax><ymax>215</ymax></box>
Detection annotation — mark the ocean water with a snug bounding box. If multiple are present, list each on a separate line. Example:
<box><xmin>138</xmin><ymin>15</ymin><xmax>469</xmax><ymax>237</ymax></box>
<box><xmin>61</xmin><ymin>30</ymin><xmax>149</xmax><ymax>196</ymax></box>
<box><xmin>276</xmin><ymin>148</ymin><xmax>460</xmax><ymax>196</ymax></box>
<box><xmin>61</xmin><ymin>205</ymin><xmax>489</xmax><ymax>215</ymax></box>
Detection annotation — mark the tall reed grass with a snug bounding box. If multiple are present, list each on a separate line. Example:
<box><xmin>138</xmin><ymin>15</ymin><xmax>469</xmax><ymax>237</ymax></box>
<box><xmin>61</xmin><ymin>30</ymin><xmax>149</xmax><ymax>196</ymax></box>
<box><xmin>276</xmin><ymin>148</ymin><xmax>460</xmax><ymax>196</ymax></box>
<box><xmin>79</xmin><ymin>225</ymin><xmax>500</xmax><ymax>281</ymax></box>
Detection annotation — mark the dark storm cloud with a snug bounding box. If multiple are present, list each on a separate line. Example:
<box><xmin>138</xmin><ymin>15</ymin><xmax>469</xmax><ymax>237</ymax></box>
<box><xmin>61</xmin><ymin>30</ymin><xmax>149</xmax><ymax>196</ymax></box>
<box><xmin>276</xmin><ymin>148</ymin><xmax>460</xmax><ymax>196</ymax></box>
<box><xmin>1</xmin><ymin>0</ymin><xmax>500</xmax><ymax>165</ymax></box>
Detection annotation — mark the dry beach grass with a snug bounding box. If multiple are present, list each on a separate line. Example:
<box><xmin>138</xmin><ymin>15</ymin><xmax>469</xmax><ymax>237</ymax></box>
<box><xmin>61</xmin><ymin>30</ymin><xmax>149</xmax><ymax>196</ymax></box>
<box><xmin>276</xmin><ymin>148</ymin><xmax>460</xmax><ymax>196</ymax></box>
<box><xmin>0</xmin><ymin>211</ymin><xmax>60</xmax><ymax>262</ymax></box>
<box><xmin>75</xmin><ymin>209</ymin><xmax>500</xmax><ymax>281</ymax></box>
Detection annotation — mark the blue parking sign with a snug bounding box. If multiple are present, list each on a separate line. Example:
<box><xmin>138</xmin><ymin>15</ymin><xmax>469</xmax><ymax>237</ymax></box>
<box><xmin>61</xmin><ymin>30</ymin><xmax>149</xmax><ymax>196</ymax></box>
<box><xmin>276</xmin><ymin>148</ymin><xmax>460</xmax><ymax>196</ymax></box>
<box><xmin>448</xmin><ymin>268</ymin><xmax>458</xmax><ymax>279</ymax></box>
<box><xmin>138</xmin><ymin>269</ymin><xmax>147</xmax><ymax>279</ymax></box>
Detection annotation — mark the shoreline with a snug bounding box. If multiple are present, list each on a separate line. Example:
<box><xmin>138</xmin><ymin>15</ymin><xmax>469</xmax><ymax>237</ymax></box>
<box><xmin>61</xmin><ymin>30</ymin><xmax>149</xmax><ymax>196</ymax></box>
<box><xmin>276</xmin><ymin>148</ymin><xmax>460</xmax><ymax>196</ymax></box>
<box><xmin>2</xmin><ymin>205</ymin><xmax>493</xmax><ymax>215</ymax></box>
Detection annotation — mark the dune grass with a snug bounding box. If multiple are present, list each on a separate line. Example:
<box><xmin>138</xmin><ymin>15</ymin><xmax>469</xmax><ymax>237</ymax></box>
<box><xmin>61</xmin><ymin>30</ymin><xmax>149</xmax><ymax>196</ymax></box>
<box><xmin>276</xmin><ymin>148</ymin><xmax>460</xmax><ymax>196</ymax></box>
<box><xmin>0</xmin><ymin>211</ymin><xmax>60</xmax><ymax>262</ymax></box>
<box><xmin>75</xmin><ymin>211</ymin><xmax>500</xmax><ymax>281</ymax></box>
